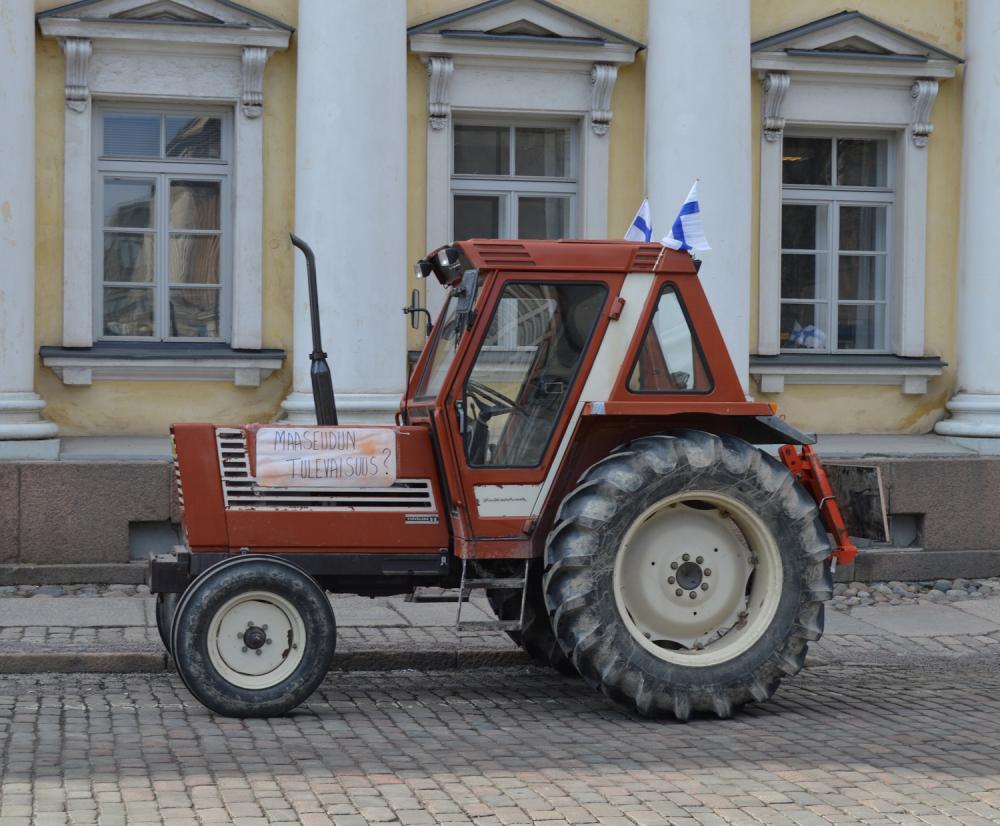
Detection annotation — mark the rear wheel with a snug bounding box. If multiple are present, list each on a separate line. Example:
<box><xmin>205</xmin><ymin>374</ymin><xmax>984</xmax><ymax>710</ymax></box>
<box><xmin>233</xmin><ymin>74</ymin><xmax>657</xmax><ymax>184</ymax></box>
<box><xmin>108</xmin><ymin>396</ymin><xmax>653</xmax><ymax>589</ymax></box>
<box><xmin>171</xmin><ymin>556</ymin><xmax>336</xmax><ymax>717</ymax></box>
<box><xmin>485</xmin><ymin>562</ymin><xmax>575</xmax><ymax>675</ymax></box>
<box><xmin>544</xmin><ymin>431</ymin><xmax>831</xmax><ymax>720</ymax></box>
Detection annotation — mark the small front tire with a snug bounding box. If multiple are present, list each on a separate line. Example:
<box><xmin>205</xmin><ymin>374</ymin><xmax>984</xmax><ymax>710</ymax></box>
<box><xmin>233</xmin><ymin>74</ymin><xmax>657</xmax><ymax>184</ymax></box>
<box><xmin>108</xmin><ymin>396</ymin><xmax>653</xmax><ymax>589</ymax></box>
<box><xmin>171</xmin><ymin>556</ymin><xmax>336</xmax><ymax>718</ymax></box>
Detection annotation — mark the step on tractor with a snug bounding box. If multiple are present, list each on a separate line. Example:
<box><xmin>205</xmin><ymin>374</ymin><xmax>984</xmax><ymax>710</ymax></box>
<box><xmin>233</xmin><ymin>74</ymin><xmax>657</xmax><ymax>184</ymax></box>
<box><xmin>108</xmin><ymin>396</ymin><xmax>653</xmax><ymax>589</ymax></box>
<box><xmin>153</xmin><ymin>236</ymin><xmax>862</xmax><ymax>720</ymax></box>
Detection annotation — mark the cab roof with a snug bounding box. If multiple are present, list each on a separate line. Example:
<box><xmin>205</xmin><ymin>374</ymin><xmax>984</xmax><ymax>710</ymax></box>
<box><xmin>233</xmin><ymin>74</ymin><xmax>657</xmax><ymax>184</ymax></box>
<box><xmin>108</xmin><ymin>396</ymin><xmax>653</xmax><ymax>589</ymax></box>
<box><xmin>454</xmin><ymin>239</ymin><xmax>698</xmax><ymax>275</ymax></box>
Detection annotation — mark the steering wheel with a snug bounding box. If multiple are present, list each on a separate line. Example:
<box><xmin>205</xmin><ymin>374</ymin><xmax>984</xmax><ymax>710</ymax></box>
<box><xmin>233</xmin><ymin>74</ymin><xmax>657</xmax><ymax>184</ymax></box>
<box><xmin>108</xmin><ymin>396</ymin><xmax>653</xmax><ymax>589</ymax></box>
<box><xmin>466</xmin><ymin>379</ymin><xmax>524</xmax><ymax>417</ymax></box>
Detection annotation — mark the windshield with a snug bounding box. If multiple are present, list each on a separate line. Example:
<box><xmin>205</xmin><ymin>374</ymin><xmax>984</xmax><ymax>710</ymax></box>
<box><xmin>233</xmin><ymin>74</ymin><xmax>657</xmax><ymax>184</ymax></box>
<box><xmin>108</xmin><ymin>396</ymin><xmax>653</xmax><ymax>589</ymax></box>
<box><xmin>415</xmin><ymin>272</ymin><xmax>480</xmax><ymax>400</ymax></box>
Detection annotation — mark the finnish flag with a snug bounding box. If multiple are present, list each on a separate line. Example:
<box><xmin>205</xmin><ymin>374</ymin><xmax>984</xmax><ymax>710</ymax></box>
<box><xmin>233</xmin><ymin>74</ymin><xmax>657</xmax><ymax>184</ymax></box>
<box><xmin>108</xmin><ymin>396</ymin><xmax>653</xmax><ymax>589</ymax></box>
<box><xmin>624</xmin><ymin>198</ymin><xmax>653</xmax><ymax>242</ymax></box>
<box><xmin>662</xmin><ymin>181</ymin><xmax>711</xmax><ymax>253</ymax></box>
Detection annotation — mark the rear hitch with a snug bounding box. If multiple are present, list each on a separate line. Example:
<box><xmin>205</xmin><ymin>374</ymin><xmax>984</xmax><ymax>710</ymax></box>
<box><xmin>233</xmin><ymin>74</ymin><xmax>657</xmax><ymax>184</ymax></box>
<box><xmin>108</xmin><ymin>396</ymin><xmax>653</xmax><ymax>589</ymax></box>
<box><xmin>779</xmin><ymin>444</ymin><xmax>858</xmax><ymax>570</ymax></box>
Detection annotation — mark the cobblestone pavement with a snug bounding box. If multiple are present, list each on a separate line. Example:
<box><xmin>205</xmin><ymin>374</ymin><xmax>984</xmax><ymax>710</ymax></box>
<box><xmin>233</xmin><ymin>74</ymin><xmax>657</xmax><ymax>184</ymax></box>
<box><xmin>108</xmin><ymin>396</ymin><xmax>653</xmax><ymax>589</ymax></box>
<box><xmin>2</xmin><ymin>646</ymin><xmax>1000</xmax><ymax>826</ymax></box>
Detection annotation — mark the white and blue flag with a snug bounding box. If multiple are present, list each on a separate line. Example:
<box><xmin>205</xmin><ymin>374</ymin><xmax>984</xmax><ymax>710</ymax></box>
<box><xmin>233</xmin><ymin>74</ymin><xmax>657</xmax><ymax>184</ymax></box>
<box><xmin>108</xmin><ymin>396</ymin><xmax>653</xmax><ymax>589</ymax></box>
<box><xmin>624</xmin><ymin>198</ymin><xmax>653</xmax><ymax>242</ymax></box>
<box><xmin>662</xmin><ymin>181</ymin><xmax>711</xmax><ymax>253</ymax></box>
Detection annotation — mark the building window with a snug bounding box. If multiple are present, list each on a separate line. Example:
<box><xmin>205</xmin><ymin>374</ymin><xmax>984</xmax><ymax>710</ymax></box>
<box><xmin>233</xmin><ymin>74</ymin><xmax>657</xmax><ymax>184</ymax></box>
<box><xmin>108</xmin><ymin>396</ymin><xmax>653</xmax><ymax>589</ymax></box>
<box><xmin>780</xmin><ymin>136</ymin><xmax>893</xmax><ymax>353</ymax></box>
<box><xmin>451</xmin><ymin>122</ymin><xmax>577</xmax><ymax>241</ymax></box>
<box><xmin>95</xmin><ymin>107</ymin><xmax>231</xmax><ymax>341</ymax></box>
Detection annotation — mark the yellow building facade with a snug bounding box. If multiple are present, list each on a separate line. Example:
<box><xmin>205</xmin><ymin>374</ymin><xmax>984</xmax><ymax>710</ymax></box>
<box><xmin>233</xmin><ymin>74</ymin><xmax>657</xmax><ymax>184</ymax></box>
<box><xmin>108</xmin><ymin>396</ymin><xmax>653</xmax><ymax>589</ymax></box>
<box><xmin>5</xmin><ymin>0</ymin><xmax>979</xmax><ymax>442</ymax></box>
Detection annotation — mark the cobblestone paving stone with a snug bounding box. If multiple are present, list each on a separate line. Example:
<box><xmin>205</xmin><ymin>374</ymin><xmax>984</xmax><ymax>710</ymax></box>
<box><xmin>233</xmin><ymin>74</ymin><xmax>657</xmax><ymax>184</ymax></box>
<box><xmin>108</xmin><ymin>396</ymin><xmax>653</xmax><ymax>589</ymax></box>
<box><xmin>1</xmin><ymin>650</ymin><xmax>999</xmax><ymax>826</ymax></box>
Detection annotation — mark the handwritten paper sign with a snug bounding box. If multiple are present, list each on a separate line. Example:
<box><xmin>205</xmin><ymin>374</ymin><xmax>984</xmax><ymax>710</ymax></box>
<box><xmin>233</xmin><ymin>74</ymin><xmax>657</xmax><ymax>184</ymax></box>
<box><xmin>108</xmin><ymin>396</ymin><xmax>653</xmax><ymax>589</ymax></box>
<box><xmin>256</xmin><ymin>427</ymin><xmax>397</xmax><ymax>488</ymax></box>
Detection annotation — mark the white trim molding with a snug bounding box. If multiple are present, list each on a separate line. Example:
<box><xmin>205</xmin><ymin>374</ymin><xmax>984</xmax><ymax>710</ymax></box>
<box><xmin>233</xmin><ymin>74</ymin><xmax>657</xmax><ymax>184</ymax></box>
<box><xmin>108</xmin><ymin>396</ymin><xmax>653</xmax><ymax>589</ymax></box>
<box><xmin>37</xmin><ymin>0</ymin><xmax>291</xmax><ymax>364</ymax></box>
<box><xmin>751</xmin><ymin>356</ymin><xmax>944</xmax><ymax>395</ymax></box>
<box><xmin>752</xmin><ymin>11</ymin><xmax>959</xmax><ymax>391</ymax></box>
<box><xmin>409</xmin><ymin>0</ymin><xmax>642</xmax><ymax>284</ymax></box>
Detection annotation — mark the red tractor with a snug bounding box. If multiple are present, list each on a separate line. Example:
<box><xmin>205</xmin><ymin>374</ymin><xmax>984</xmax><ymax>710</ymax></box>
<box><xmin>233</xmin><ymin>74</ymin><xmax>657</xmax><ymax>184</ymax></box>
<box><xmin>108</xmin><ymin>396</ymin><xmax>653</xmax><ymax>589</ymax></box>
<box><xmin>153</xmin><ymin>237</ymin><xmax>855</xmax><ymax>720</ymax></box>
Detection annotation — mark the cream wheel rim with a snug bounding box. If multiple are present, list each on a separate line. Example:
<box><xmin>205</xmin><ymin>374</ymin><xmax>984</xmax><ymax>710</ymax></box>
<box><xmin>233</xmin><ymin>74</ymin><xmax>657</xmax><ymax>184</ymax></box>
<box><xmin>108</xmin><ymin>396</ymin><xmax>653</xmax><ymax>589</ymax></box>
<box><xmin>206</xmin><ymin>591</ymin><xmax>307</xmax><ymax>689</ymax></box>
<box><xmin>613</xmin><ymin>491</ymin><xmax>783</xmax><ymax>667</ymax></box>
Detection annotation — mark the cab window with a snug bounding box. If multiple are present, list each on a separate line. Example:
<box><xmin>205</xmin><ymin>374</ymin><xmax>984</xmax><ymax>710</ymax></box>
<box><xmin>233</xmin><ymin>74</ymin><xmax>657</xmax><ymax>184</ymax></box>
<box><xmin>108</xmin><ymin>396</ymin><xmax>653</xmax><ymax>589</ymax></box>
<box><xmin>628</xmin><ymin>285</ymin><xmax>712</xmax><ymax>393</ymax></box>
<box><xmin>462</xmin><ymin>281</ymin><xmax>606</xmax><ymax>467</ymax></box>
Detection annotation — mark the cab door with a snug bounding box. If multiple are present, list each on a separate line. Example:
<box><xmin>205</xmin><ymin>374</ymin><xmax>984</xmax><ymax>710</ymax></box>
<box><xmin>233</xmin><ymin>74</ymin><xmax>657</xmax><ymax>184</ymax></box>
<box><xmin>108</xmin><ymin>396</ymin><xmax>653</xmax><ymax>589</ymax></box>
<box><xmin>440</xmin><ymin>273</ymin><xmax>613</xmax><ymax>555</ymax></box>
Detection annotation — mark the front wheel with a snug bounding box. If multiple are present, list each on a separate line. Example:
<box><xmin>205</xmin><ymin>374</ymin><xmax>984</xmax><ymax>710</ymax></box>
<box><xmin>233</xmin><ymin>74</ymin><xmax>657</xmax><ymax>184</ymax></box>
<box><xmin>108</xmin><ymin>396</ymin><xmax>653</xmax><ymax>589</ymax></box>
<box><xmin>171</xmin><ymin>556</ymin><xmax>336</xmax><ymax>717</ymax></box>
<box><xmin>544</xmin><ymin>431</ymin><xmax>832</xmax><ymax>720</ymax></box>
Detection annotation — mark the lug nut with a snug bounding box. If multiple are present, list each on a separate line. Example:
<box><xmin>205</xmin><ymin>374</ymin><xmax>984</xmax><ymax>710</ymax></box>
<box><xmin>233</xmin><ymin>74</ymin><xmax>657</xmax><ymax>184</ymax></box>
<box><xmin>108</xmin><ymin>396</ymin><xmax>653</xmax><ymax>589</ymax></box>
<box><xmin>696</xmin><ymin>556</ymin><xmax>704</xmax><ymax>564</ymax></box>
<box><xmin>237</xmin><ymin>632</ymin><xmax>244</xmax><ymax>640</ymax></box>
<box><xmin>689</xmin><ymin>592</ymin><xmax>697</xmax><ymax>599</ymax></box>
<box><xmin>682</xmin><ymin>553</ymin><xmax>690</xmax><ymax>562</ymax></box>
<box><xmin>266</xmin><ymin>639</ymin><xmax>272</xmax><ymax>645</ymax></box>
<box><xmin>675</xmin><ymin>588</ymin><xmax>683</xmax><ymax>597</ymax></box>
<box><xmin>667</xmin><ymin>576</ymin><xmax>676</xmax><ymax>584</ymax></box>
<box><xmin>701</xmin><ymin>583</ymin><xmax>709</xmax><ymax>591</ymax></box>
<box><xmin>670</xmin><ymin>561</ymin><xmax>678</xmax><ymax>570</ymax></box>
<box><xmin>262</xmin><ymin>624</ymin><xmax>268</xmax><ymax>631</ymax></box>
<box><xmin>255</xmin><ymin>649</ymin><xmax>263</xmax><ymax>656</ymax></box>
<box><xmin>247</xmin><ymin>621</ymin><xmax>254</xmax><ymax>628</ymax></box>
<box><xmin>704</xmin><ymin>568</ymin><xmax>712</xmax><ymax>576</ymax></box>
<box><xmin>241</xmin><ymin>646</ymin><xmax>248</xmax><ymax>653</ymax></box>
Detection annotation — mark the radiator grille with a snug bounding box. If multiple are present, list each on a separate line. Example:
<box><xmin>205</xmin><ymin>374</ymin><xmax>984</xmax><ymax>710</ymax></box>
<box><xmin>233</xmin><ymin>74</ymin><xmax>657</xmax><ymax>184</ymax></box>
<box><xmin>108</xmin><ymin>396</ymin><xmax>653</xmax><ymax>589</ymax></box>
<box><xmin>215</xmin><ymin>428</ymin><xmax>437</xmax><ymax>512</ymax></box>
<box><xmin>170</xmin><ymin>434</ymin><xmax>184</xmax><ymax>510</ymax></box>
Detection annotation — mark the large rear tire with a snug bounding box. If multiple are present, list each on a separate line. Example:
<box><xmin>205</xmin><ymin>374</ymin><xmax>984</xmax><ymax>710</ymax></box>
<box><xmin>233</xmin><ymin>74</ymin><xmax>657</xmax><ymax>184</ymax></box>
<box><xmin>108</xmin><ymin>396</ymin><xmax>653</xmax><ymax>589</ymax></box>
<box><xmin>543</xmin><ymin>431</ymin><xmax>832</xmax><ymax>720</ymax></box>
<box><xmin>171</xmin><ymin>556</ymin><xmax>336</xmax><ymax>718</ymax></box>
<box><xmin>485</xmin><ymin>562</ymin><xmax>576</xmax><ymax>675</ymax></box>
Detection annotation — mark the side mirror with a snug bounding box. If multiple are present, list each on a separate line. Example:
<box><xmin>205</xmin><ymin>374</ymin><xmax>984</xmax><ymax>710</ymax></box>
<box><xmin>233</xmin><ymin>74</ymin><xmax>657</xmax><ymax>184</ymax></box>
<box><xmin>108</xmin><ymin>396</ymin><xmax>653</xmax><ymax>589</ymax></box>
<box><xmin>402</xmin><ymin>288</ymin><xmax>433</xmax><ymax>336</ymax></box>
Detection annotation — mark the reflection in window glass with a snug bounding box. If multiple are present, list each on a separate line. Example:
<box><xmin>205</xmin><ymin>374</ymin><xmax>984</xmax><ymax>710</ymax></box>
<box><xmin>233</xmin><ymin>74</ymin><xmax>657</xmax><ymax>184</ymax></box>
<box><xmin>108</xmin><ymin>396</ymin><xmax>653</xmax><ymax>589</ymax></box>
<box><xmin>464</xmin><ymin>282</ymin><xmax>606</xmax><ymax>467</ymax></box>
<box><xmin>629</xmin><ymin>286</ymin><xmax>711</xmax><ymax>392</ymax></box>
<box><xmin>514</xmin><ymin>128</ymin><xmax>569</xmax><ymax>176</ymax></box>
<box><xmin>103</xmin><ymin>287</ymin><xmax>154</xmax><ymax>336</ymax></box>
<box><xmin>454</xmin><ymin>126</ymin><xmax>510</xmax><ymax>175</ymax></box>
<box><xmin>454</xmin><ymin>195</ymin><xmax>501</xmax><ymax>239</ymax></box>
<box><xmin>780</xmin><ymin>135</ymin><xmax>892</xmax><ymax>351</ymax></box>
<box><xmin>517</xmin><ymin>196</ymin><xmax>568</xmax><ymax>239</ymax></box>
<box><xmin>104</xmin><ymin>179</ymin><xmax>155</xmax><ymax>228</ymax></box>
<box><xmin>165</xmin><ymin>116</ymin><xmax>222</xmax><ymax>159</ymax></box>
<box><xmin>104</xmin><ymin>114</ymin><xmax>161</xmax><ymax>157</ymax></box>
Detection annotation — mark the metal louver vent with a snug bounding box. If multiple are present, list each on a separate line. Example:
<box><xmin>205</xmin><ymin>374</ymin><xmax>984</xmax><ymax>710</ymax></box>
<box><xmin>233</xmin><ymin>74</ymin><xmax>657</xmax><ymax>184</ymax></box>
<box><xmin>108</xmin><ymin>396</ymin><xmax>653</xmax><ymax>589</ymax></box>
<box><xmin>475</xmin><ymin>242</ymin><xmax>534</xmax><ymax>267</ymax></box>
<box><xmin>630</xmin><ymin>245</ymin><xmax>661</xmax><ymax>271</ymax></box>
<box><xmin>215</xmin><ymin>428</ymin><xmax>437</xmax><ymax>512</ymax></box>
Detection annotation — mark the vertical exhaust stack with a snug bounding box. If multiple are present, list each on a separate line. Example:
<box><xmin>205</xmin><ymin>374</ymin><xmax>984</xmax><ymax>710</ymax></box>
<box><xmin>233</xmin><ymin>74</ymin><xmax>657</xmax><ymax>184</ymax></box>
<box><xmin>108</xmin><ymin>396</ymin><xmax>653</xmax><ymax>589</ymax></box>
<box><xmin>290</xmin><ymin>234</ymin><xmax>338</xmax><ymax>426</ymax></box>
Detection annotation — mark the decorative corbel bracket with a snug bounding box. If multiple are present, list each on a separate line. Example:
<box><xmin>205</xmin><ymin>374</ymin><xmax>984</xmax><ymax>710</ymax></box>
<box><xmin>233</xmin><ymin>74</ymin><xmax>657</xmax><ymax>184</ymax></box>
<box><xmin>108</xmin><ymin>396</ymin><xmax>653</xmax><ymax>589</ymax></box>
<box><xmin>910</xmin><ymin>79</ymin><xmax>939</xmax><ymax>148</ymax></box>
<box><xmin>427</xmin><ymin>56</ymin><xmax>454</xmax><ymax>131</ymax></box>
<box><xmin>241</xmin><ymin>46</ymin><xmax>270</xmax><ymax>119</ymax></box>
<box><xmin>60</xmin><ymin>37</ymin><xmax>92</xmax><ymax>113</ymax></box>
<box><xmin>761</xmin><ymin>71</ymin><xmax>790</xmax><ymax>143</ymax></box>
<box><xmin>590</xmin><ymin>63</ymin><xmax>618</xmax><ymax>136</ymax></box>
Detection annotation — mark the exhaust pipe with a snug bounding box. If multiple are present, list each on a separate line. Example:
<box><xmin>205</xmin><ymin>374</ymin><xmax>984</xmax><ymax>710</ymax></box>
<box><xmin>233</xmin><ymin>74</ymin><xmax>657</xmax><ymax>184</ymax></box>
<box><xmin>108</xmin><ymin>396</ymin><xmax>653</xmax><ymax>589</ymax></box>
<box><xmin>290</xmin><ymin>234</ymin><xmax>338</xmax><ymax>426</ymax></box>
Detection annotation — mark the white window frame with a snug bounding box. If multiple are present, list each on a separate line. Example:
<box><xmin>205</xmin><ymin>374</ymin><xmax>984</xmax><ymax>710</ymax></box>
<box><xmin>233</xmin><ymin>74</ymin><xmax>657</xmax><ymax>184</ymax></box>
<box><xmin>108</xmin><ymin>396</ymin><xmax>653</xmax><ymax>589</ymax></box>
<box><xmin>779</xmin><ymin>130</ymin><xmax>896</xmax><ymax>355</ymax></box>
<box><xmin>37</xmin><ymin>0</ymin><xmax>290</xmax><ymax>385</ymax></box>
<box><xmin>409</xmin><ymin>3</ymin><xmax>641</xmax><ymax>314</ymax></box>
<box><xmin>750</xmin><ymin>14</ymin><xmax>958</xmax><ymax>394</ymax></box>
<box><xmin>451</xmin><ymin>118</ymin><xmax>580</xmax><ymax>240</ymax></box>
<box><xmin>93</xmin><ymin>103</ymin><xmax>233</xmax><ymax>343</ymax></box>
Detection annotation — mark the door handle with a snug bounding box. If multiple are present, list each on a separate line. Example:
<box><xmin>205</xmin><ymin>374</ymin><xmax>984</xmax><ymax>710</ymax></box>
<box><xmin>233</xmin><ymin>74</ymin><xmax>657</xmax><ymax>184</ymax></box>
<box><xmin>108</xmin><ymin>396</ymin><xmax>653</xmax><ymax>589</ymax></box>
<box><xmin>455</xmin><ymin>399</ymin><xmax>466</xmax><ymax>434</ymax></box>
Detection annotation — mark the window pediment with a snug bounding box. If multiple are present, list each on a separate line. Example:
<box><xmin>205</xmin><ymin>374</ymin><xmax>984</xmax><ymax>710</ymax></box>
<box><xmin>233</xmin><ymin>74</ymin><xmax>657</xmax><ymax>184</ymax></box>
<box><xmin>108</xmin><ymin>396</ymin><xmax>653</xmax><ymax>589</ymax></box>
<box><xmin>409</xmin><ymin>0</ymin><xmax>643</xmax><ymax>64</ymax></box>
<box><xmin>37</xmin><ymin>0</ymin><xmax>292</xmax><ymax>48</ymax></box>
<box><xmin>752</xmin><ymin>10</ymin><xmax>961</xmax><ymax>79</ymax></box>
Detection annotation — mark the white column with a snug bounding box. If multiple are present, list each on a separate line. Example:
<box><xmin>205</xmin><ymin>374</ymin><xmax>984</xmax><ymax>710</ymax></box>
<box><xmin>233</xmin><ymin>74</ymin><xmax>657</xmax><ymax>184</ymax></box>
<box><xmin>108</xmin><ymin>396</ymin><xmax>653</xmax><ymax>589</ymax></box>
<box><xmin>935</xmin><ymin>0</ymin><xmax>1000</xmax><ymax>443</ymax></box>
<box><xmin>645</xmin><ymin>0</ymin><xmax>752</xmax><ymax>391</ymax></box>
<box><xmin>0</xmin><ymin>1</ymin><xmax>59</xmax><ymax>457</ymax></box>
<box><xmin>281</xmin><ymin>0</ymin><xmax>408</xmax><ymax>424</ymax></box>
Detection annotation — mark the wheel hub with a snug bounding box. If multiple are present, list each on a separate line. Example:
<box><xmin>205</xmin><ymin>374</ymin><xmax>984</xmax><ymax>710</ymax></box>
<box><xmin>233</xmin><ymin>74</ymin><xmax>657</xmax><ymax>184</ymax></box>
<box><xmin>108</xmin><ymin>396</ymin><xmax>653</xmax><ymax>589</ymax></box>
<box><xmin>243</xmin><ymin>625</ymin><xmax>267</xmax><ymax>650</ymax></box>
<box><xmin>615</xmin><ymin>499</ymin><xmax>757</xmax><ymax>651</ymax></box>
<box><xmin>209</xmin><ymin>596</ymin><xmax>303</xmax><ymax>682</ymax></box>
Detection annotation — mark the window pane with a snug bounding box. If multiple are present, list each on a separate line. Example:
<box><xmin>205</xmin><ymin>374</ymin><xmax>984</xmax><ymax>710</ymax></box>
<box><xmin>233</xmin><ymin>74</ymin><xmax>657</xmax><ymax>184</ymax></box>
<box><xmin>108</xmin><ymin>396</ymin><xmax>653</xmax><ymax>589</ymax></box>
<box><xmin>837</xmin><ymin>139</ymin><xmax>887</xmax><ymax>187</ymax></box>
<box><xmin>103</xmin><ymin>179</ymin><xmax>154</xmax><ymax>228</ymax></box>
<box><xmin>782</xmin><ymin>137</ymin><xmax>831</xmax><ymax>185</ymax></box>
<box><xmin>464</xmin><ymin>282</ymin><xmax>606</xmax><ymax>466</ymax></box>
<box><xmin>103</xmin><ymin>232</ymin><xmax>154</xmax><ymax>283</ymax></box>
<box><xmin>165</xmin><ymin>116</ymin><xmax>222</xmax><ymax>159</ymax></box>
<box><xmin>518</xmin><ymin>196</ymin><xmax>568</xmax><ymax>239</ymax></box>
<box><xmin>170</xmin><ymin>235</ymin><xmax>220</xmax><ymax>284</ymax></box>
<box><xmin>170</xmin><ymin>181</ymin><xmax>220</xmax><ymax>230</ymax></box>
<box><xmin>629</xmin><ymin>286</ymin><xmax>711</xmax><ymax>392</ymax></box>
<box><xmin>781</xmin><ymin>203</ymin><xmax>828</xmax><ymax>250</ymax></box>
<box><xmin>103</xmin><ymin>287</ymin><xmax>154</xmax><ymax>336</ymax></box>
<box><xmin>838</xmin><ymin>304</ymin><xmax>885</xmax><ymax>350</ymax></box>
<box><xmin>781</xmin><ymin>253</ymin><xmax>828</xmax><ymax>300</ymax></box>
<box><xmin>454</xmin><ymin>126</ymin><xmax>509</xmax><ymax>175</ymax></box>
<box><xmin>780</xmin><ymin>303</ymin><xmax>829</xmax><ymax>350</ymax></box>
<box><xmin>454</xmin><ymin>195</ymin><xmax>501</xmax><ymax>239</ymax></box>
<box><xmin>169</xmin><ymin>288</ymin><xmax>220</xmax><ymax>337</ymax></box>
<box><xmin>839</xmin><ymin>255</ymin><xmax>886</xmax><ymax>301</ymax></box>
<box><xmin>103</xmin><ymin>113</ymin><xmax>160</xmax><ymax>157</ymax></box>
<box><xmin>514</xmin><ymin>127</ymin><xmax>570</xmax><ymax>176</ymax></box>
<box><xmin>839</xmin><ymin>205</ymin><xmax>887</xmax><ymax>251</ymax></box>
